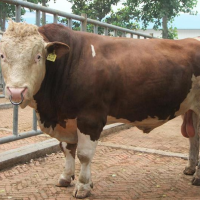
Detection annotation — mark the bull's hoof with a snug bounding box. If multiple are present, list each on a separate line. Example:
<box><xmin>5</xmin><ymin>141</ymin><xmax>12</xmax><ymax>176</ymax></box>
<box><xmin>184</xmin><ymin>167</ymin><xmax>195</xmax><ymax>175</ymax></box>
<box><xmin>56</xmin><ymin>174</ymin><xmax>75</xmax><ymax>187</ymax></box>
<box><xmin>72</xmin><ymin>182</ymin><xmax>93</xmax><ymax>199</ymax></box>
<box><xmin>73</xmin><ymin>189</ymin><xmax>91</xmax><ymax>199</ymax></box>
<box><xmin>56</xmin><ymin>178</ymin><xmax>71</xmax><ymax>187</ymax></box>
<box><xmin>192</xmin><ymin>177</ymin><xmax>200</xmax><ymax>186</ymax></box>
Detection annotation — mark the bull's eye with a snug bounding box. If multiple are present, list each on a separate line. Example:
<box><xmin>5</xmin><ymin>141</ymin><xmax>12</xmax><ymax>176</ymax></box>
<box><xmin>35</xmin><ymin>54</ymin><xmax>42</xmax><ymax>62</ymax></box>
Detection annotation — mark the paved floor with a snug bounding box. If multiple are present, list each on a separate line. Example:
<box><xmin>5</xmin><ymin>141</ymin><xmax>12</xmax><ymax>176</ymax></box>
<box><xmin>1</xmin><ymin>116</ymin><xmax>200</xmax><ymax>200</ymax></box>
<box><xmin>0</xmin><ymin>144</ymin><xmax>199</xmax><ymax>200</ymax></box>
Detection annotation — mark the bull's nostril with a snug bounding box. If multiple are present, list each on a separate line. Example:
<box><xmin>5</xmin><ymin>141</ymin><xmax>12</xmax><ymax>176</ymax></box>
<box><xmin>7</xmin><ymin>87</ymin><xmax>27</xmax><ymax>105</ymax></box>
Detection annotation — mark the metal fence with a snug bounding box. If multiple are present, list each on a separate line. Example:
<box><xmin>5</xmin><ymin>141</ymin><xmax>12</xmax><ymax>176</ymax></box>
<box><xmin>0</xmin><ymin>0</ymin><xmax>154</xmax><ymax>144</ymax></box>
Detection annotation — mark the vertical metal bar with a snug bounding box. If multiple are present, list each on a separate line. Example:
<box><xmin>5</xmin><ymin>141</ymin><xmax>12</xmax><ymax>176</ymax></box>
<box><xmin>36</xmin><ymin>10</ymin><xmax>40</xmax><ymax>26</ymax></box>
<box><xmin>122</xmin><ymin>32</ymin><xmax>126</xmax><ymax>37</ymax></box>
<box><xmin>53</xmin><ymin>14</ymin><xmax>58</xmax><ymax>23</ymax></box>
<box><xmin>68</xmin><ymin>18</ymin><xmax>72</xmax><ymax>29</ymax></box>
<box><xmin>42</xmin><ymin>12</ymin><xmax>46</xmax><ymax>25</ymax></box>
<box><xmin>137</xmin><ymin>35</ymin><xmax>140</xmax><ymax>39</ymax></box>
<box><xmin>15</xmin><ymin>5</ymin><xmax>21</xmax><ymax>22</ymax></box>
<box><xmin>94</xmin><ymin>25</ymin><xmax>98</xmax><ymax>34</ymax></box>
<box><xmin>13</xmin><ymin>105</ymin><xmax>18</xmax><ymax>136</ymax></box>
<box><xmin>2</xmin><ymin>76</ymin><xmax>5</xmax><ymax>96</ymax></box>
<box><xmin>33</xmin><ymin>110</ymin><xmax>37</xmax><ymax>131</ymax></box>
<box><xmin>104</xmin><ymin>27</ymin><xmax>108</xmax><ymax>36</ymax></box>
<box><xmin>42</xmin><ymin>0</ymin><xmax>46</xmax><ymax>25</ymax></box>
<box><xmin>114</xmin><ymin>30</ymin><xmax>117</xmax><ymax>37</ymax></box>
<box><xmin>81</xmin><ymin>13</ymin><xmax>87</xmax><ymax>32</ymax></box>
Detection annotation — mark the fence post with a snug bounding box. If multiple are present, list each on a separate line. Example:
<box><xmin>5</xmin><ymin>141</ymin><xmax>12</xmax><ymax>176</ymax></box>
<box><xmin>33</xmin><ymin>110</ymin><xmax>37</xmax><ymax>131</ymax></box>
<box><xmin>122</xmin><ymin>32</ymin><xmax>126</xmax><ymax>37</ymax></box>
<box><xmin>94</xmin><ymin>25</ymin><xmax>98</xmax><ymax>34</ymax></box>
<box><xmin>42</xmin><ymin>0</ymin><xmax>46</xmax><ymax>25</ymax></box>
<box><xmin>53</xmin><ymin>14</ymin><xmax>58</xmax><ymax>23</ymax></box>
<box><xmin>131</xmin><ymin>33</ymin><xmax>134</xmax><ymax>38</ymax></box>
<box><xmin>104</xmin><ymin>27</ymin><xmax>108</xmax><ymax>36</ymax></box>
<box><xmin>81</xmin><ymin>13</ymin><xmax>87</xmax><ymax>32</ymax></box>
<box><xmin>150</xmin><ymin>33</ymin><xmax>154</xmax><ymax>38</ymax></box>
<box><xmin>15</xmin><ymin>5</ymin><xmax>21</xmax><ymax>22</ymax></box>
<box><xmin>68</xmin><ymin>18</ymin><xmax>72</xmax><ymax>29</ymax></box>
<box><xmin>13</xmin><ymin>105</ymin><xmax>18</xmax><ymax>136</ymax></box>
<box><xmin>114</xmin><ymin>30</ymin><xmax>117</xmax><ymax>37</ymax></box>
<box><xmin>36</xmin><ymin>10</ymin><xmax>40</xmax><ymax>26</ymax></box>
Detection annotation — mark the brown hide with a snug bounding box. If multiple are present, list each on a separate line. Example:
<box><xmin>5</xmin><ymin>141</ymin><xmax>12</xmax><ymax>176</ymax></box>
<box><xmin>34</xmin><ymin>24</ymin><xmax>200</xmax><ymax>141</ymax></box>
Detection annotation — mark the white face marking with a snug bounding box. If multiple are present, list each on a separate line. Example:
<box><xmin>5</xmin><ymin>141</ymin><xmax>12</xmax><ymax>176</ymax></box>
<box><xmin>0</xmin><ymin>21</ymin><xmax>47</xmax><ymax>108</ymax></box>
<box><xmin>91</xmin><ymin>44</ymin><xmax>96</xmax><ymax>57</ymax></box>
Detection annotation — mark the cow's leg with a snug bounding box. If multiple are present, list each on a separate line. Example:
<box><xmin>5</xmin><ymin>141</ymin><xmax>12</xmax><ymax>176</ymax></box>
<box><xmin>73</xmin><ymin>128</ymin><xmax>98</xmax><ymax>199</ymax></box>
<box><xmin>185</xmin><ymin>112</ymin><xmax>200</xmax><ymax>185</ymax></box>
<box><xmin>184</xmin><ymin>113</ymin><xmax>199</xmax><ymax>175</ymax></box>
<box><xmin>57</xmin><ymin>142</ymin><xmax>77</xmax><ymax>187</ymax></box>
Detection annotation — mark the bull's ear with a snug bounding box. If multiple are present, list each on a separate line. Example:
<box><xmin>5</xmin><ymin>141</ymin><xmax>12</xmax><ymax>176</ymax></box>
<box><xmin>45</xmin><ymin>42</ymin><xmax>70</xmax><ymax>60</ymax></box>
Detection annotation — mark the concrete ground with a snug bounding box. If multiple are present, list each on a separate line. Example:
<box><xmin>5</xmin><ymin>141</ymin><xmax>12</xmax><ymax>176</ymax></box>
<box><xmin>1</xmin><ymin>115</ymin><xmax>200</xmax><ymax>200</ymax></box>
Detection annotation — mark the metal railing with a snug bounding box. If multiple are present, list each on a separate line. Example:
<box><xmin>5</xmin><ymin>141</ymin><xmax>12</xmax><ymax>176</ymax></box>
<box><xmin>0</xmin><ymin>0</ymin><xmax>154</xmax><ymax>144</ymax></box>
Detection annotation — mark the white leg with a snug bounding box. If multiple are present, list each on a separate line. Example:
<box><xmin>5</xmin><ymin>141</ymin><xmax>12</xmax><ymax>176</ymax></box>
<box><xmin>184</xmin><ymin>113</ymin><xmax>199</xmax><ymax>175</ymax></box>
<box><xmin>57</xmin><ymin>142</ymin><xmax>77</xmax><ymax>187</ymax></box>
<box><xmin>73</xmin><ymin>128</ymin><xmax>98</xmax><ymax>199</ymax></box>
<box><xmin>186</xmin><ymin>112</ymin><xmax>200</xmax><ymax>185</ymax></box>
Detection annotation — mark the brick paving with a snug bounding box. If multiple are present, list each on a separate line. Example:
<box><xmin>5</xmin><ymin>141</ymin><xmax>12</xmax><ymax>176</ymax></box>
<box><xmin>0</xmin><ymin>144</ymin><xmax>199</xmax><ymax>200</ymax></box>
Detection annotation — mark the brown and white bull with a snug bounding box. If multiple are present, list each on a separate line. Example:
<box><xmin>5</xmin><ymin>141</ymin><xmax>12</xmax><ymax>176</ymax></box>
<box><xmin>1</xmin><ymin>20</ymin><xmax>200</xmax><ymax>198</ymax></box>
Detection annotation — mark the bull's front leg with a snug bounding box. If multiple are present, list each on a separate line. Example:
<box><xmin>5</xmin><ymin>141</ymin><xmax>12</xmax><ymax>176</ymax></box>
<box><xmin>73</xmin><ymin>128</ymin><xmax>98</xmax><ymax>198</ymax></box>
<box><xmin>57</xmin><ymin>142</ymin><xmax>77</xmax><ymax>187</ymax></box>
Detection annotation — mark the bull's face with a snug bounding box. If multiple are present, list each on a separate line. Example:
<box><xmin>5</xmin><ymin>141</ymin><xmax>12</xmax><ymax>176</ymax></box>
<box><xmin>0</xmin><ymin>21</ymin><xmax>69</xmax><ymax>108</ymax></box>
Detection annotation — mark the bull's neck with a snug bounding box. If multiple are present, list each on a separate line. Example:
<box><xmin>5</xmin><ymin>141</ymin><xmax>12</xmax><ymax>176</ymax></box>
<box><xmin>34</xmin><ymin>26</ymin><xmax>82</xmax><ymax>121</ymax></box>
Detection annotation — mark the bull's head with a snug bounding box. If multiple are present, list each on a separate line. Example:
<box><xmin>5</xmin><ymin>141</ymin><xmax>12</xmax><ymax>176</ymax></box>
<box><xmin>0</xmin><ymin>20</ymin><xmax>69</xmax><ymax>108</ymax></box>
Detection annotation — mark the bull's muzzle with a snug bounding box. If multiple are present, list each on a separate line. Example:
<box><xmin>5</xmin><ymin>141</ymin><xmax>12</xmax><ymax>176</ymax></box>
<box><xmin>7</xmin><ymin>87</ymin><xmax>27</xmax><ymax>105</ymax></box>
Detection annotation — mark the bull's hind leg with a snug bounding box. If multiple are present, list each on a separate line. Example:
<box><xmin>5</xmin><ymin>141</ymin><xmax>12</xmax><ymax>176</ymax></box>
<box><xmin>184</xmin><ymin>112</ymin><xmax>199</xmax><ymax>175</ymax></box>
<box><xmin>57</xmin><ymin>142</ymin><xmax>77</xmax><ymax>187</ymax></box>
<box><xmin>184</xmin><ymin>111</ymin><xmax>200</xmax><ymax>185</ymax></box>
<box><xmin>73</xmin><ymin>128</ymin><xmax>98</xmax><ymax>199</ymax></box>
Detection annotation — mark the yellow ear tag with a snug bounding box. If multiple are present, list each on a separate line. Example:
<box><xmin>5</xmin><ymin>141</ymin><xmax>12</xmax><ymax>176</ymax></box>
<box><xmin>47</xmin><ymin>51</ymin><xmax>57</xmax><ymax>62</ymax></box>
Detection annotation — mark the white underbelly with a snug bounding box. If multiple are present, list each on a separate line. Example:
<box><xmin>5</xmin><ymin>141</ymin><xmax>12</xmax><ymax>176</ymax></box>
<box><xmin>36</xmin><ymin>113</ymin><xmax>78</xmax><ymax>143</ymax></box>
